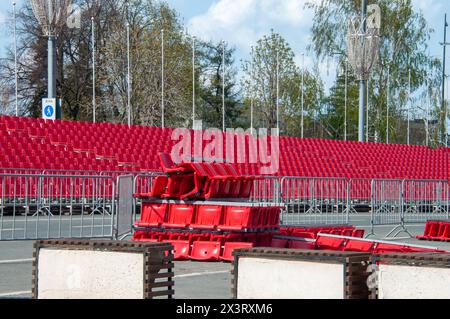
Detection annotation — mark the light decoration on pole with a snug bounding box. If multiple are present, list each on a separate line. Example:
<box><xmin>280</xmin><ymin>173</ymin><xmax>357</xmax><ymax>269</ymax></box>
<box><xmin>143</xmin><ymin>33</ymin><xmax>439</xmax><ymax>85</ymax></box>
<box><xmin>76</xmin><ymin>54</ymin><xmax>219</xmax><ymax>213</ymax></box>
<box><xmin>347</xmin><ymin>3</ymin><xmax>381</xmax><ymax>142</ymax></box>
<box><xmin>30</xmin><ymin>0</ymin><xmax>72</xmax><ymax>120</ymax></box>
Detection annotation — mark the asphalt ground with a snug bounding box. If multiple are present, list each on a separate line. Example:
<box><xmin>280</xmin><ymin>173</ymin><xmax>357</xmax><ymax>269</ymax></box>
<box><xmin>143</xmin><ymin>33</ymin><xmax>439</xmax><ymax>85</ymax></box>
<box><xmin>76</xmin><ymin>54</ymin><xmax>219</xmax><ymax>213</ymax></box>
<box><xmin>1</xmin><ymin>213</ymin><xmax>450</xmax><ymax>299</ymax></box>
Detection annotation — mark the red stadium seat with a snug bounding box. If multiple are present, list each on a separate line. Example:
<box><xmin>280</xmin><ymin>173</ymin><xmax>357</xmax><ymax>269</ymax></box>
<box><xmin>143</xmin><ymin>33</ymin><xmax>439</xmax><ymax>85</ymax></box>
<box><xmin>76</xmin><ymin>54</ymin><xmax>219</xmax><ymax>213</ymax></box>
<box><xmin>218</xmin><ymin>206</ymin><xmax>252</xmax><ymax>231</ymax></box>
<box><xmin>190</xmin><ymin>205</ymin><xmax>223</xmax><ymax>230</ymax></box>
<box><xmin>373</xmin><ymin>243</ymin><xmax>409</xmax><ymax>254</ymax></box>
<box><xmin>315</xmin><ymin>236</ymin><xmax>346</xmax><ymax>250</ymax></box>
<box><xmin>352</xmin><ymin>229</ymin><xmax>366</xmax><ymax>238</ymax></box>
<box><xmin>149</xmin><ymin>176</ymin><xmax>168</xmax><ymax>198</ymax></box>
<box><xmin>137</xmin><ymin>203</ymin><xmax>167</xmax><ymax>228</ymax></box>
<box><xmin>159</xmin><ymin>152</ymin><xmax>189</xmax><ymax>174</ymax></box>
<box><xmin>190</xmin><ymin>241</ymin><xmax>222</xmax><ymax>261</ymax></box>
<box><xmin>163</xmin><ymin>204</ymin><xmax>195</xmax><ymax>229</ymax></box>
<box><xmin>343</xmin><ymin>240</ymin><xmax>374</xmax><ymax>252</ymax></box>
<box><xmin>166</xmin><ymin>240</ymin><xmax>191</xmax><ymax>260</ymax></box>
<box><xmin>220</xmin><ymin>242</ymin><xmax>254</xmax><ymax>262</ymax></box>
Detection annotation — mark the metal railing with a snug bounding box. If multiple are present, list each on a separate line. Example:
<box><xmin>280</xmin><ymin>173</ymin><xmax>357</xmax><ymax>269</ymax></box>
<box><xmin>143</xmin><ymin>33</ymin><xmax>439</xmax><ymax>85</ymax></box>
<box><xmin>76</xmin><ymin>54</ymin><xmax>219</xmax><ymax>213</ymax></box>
<box><xmin>369</xmin><ymin>179</ymin><xmax>450</xmax><ymax>238</ymax></box>
<box><xmin>0</xmin><ymin>168</ymin><xmax>448</xmax><ymax>241</ymax></box>
<box><xmin>0</xmin><ymin>173</ymin><xmax>116</xmax><ymax>241</ymax></box>
<box><xmin>280</xmin><ymin>177</ymin><xmax>350</xmax><ymax>225</ymax></box>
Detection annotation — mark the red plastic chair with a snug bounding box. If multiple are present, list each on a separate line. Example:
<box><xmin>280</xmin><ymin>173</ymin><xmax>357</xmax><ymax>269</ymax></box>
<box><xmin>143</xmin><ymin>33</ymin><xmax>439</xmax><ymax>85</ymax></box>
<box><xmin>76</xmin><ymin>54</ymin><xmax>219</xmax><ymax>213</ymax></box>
<box><xmin>352</xmin><ymin>229</ymin><xmax>366</xmax><ymax>238</ymax></box>
<box><xmin>166</xmin><ymin>240</ymin><xmax>191</xmax><ymax>260</ymax></box>
<box><xmin>163</xmin><ymin>204</ymin><xmax>195</xmax><ymax>229</ymax></box>
<box><xmin>159</xmin><ymin>153</ymin><xmax>187</xmax><ymax>174</ymax></box>
<box><xmin>137</xmin><ymin>203</ymin><xmax>168</xmax><ymax>228</ymax></box>
<box><xmin>373</xmin><ymin>243</ymin><xmax>409</xmax><ymax>254</ymax></box>
<box><xmin>220</xmin><ymin>242</ymin><xmax>254</xmax><ymax>262</ymax></box>
<box><xmin>315</xmin><ymin>236</ymin><xmax>346</xmax><ymax>250</ymax></box>
<box><xmin>343</xmin><ymin>240</ymin><xmax>374</xmax><ymax>252</ymax></box>
<box><xmin>189</xmin><ymin>241</ymin><xmax>222</xmax><ymax>261</ymax></box>
<box><xmin>218</xmin><ymin>206</ymin><xmax>252</xmax><ymax>231</ymax></box>
<box><xmin>190</xmin><ymin>205</ymin><xmax>223</xmax><ymax>230</ymax></box>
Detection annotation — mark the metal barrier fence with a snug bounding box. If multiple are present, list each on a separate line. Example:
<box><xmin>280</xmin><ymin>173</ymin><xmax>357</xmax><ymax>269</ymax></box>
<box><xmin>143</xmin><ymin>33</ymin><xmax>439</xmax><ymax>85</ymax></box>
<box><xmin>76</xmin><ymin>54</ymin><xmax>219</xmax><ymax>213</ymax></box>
<box><xmin>280</xmin><ymin>177</ymin><xmax>350</xmax><ymax>225</ymax></box>
<box><xmin>116</xmin><ymin>175</ymin><xmax>134</xmax><ymax>239</ymax></box>
<box><xmin>0</xmin><ymin>173</ymin><xmax>116</xmax><ymax>241</ymax></box>
<box><xmin>402</xmin><ymin>180</ymin><xmax>449</xmax><ymax>224</ymax></box>
<box><xmin>1</xmin><ymin>169</ymin><xmax>448</xmax><ymax>241</ymax></box>
<box><xmin>369</xmin><ymin>179</ymin><xmax>450</xmax><ymax>238</ymax></box>
<box><xmin>370</xmin><ymin>179</ymin><xmax>403</xmax><ymax>228</ymax></box>
<box><xmin>249</xmin><ymin>177</ymin><xmax>281</xmax><ymax>206</ymax></box>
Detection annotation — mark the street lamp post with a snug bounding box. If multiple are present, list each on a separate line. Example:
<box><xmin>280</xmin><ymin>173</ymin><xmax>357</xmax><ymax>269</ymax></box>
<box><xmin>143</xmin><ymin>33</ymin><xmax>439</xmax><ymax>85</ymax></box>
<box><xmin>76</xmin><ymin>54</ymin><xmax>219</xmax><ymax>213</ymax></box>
<box><xmin>301</xmin><ymin>53</ymin><xmax>305</xmax><ymax>139</ymax></box>
<box><xmin>441</xmin><ymin>14</ymin><xmax>448</xmax><ymax>146</ymax></box>
<box><xmin>386</xmin><ymin>66</ymin><xmax>390</xmax><ymax>144</ymax></box>
<box><xmin>91</xmin><ymin>16</ymin><xmax>96</xmax><ymax>123</ymax></box>
<box><xmin>13</xmin><ymin>1</ymin><xmax>18</xmax><ymax>116</ymax></box>
<box><xmin>192</xmin><ymin>36</ymin><xmax>196</xmax><ymax>129</ymax></box>
<box><xmin>358</xmin><ymin>0</ymin><xmax>368</xmax><ymax>143</ymax></box>
<box><xmin>161</xmin><ymin>29</ymin><xmax>165</xmax><ymax>128</ymax></box>
<box><xmin>250</xmin><ymin>61</ymin><xmax>254</xmax><ymax>132</ymax></box>
<box><xmin>222</xmin><ymin>41</ymin><xmax>226</xmax><ymax>132</ymax></box>
<box><xmin>344</xmin><ymin>58</ymin><xmax>348</xmax><ymax>141</ymax></box>
<box><xmin>126</xmin><ymin>20</ymin><xmax>131</xmax><ymax>127</ymax></box>
<box><xmin>276</xmin><ymin>50</ymin><xmax>280</xmax><ymax>132</ymax></box>
<box><xmin>407</xmin><ymin>69</ymin><xmax>411</xmax><ymax>145</ymax></box>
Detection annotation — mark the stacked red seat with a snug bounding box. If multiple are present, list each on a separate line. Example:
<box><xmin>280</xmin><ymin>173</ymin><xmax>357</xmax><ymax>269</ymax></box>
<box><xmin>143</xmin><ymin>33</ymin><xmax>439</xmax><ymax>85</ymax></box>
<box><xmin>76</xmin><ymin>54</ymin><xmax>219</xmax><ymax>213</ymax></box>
<box><xmin>417</xmin><ymin>220</ymin><xmax>450</xmax><ymax>242</ymax></box>
<box><xmin>278</xmin><ymin>225</ymin><xmax>363</xmax><ymax>239</ymax></box>
<box><xmin>312</xmin><ymin>234</ymin><xmax>449</xmax><ymax>254</ymax></box>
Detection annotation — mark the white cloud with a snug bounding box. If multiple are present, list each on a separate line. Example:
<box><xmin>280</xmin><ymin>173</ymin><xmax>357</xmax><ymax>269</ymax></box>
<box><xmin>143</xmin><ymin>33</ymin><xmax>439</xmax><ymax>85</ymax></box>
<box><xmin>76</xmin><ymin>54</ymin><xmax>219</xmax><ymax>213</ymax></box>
<box><xmin>187</xmin><ymin>0</ymin><xmax>314</xmax><ymax>54</ymax></box>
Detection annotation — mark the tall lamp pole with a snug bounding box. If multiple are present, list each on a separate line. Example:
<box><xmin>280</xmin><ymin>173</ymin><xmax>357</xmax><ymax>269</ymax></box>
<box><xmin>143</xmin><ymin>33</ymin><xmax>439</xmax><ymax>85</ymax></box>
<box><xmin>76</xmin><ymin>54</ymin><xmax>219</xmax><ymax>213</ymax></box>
<box><xmin>126</xmin><ymin>20</ymin><xmax>131</xmax><ymax>127</ymax></box>
<box><xmin>407</xmin><ymin>69</ymin><xmax>411</xmax><ymax>145</ymax></box>
<box><xmin>386</xmin><ymin>66</ymin><xmax>390</xmax><ymax>144</ymax></box>
<box><xmin>161</xmin><ymin>29</ymin><xmax>165</xmax><ymax>128</ymax></box>
<box><xmin>192</xmin><ymin>36</ymin><xmax>196</xmax><ymax>129</ymax></box>
<box><xmin>276</xmin><ymin>49</ymin><xmax>280</xmax><ymax>132</ymax></box>
<box><xmin>358</xmin><ymin>0</ymin><xmax>367</xmax><ymax>142</ymax></box>
<box><xmin>222</xmin><ymin>41</ymin><xmax>226</xmax><ymax>132</ymax></box>
<box><xmin>250</xmin><ymin>61</ymin><xmax>254</xmax><ymax>132</ymax></box>
<box><xmin>344</xmin><ymin>58</ymin><xmax>348</xmax><ymax>141</ymax></box>
<box><xmin>91</xmin><ymin>16</ymin><xmax>96</xmax><ymax>123</ymax></box>
<box><xmin>301</xmin><ymin>53</ymin><xmax>305</xmax><ymax>139</ymax></box>
<box><xmin>13</xmin><ymin>1</ymin><xmax>18</xmax><ymax>116</ymax></box>
<box><xmin>441</xmin><ymin>14</ymin><xmax>449</xmax><ymax>146</ymax></box>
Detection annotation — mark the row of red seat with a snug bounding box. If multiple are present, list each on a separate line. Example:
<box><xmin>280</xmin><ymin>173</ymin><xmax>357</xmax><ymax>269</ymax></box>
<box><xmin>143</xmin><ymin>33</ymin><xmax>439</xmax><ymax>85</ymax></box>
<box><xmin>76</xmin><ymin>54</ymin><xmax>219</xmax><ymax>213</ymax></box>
<box><xmin>134</xmin><ymin>228</ymin><xmax>441</xmax><ymax>261</ymax></box>
<box><xmin>132</xmin><ymin>230</ymin><xmax>269</xmax><ymax>261</ymax></box>
<box><xmin>135</xmin><ymin>203</ymin><xmax>281</xmax><ymax>231</ymax></box>
<box><xmin>2</xmin><ymin>115</ymin><xmax>449</xmax><ymax>180</ymax></box>
<box><xmin>279</xmin><ymin>225</ymin><xmax>364</xmax><ymax>239</ymax></box>
<box><xmin>417</xmin><ymin>220</ymin><xmax>450</xmax><ymax>242</ymax></box>
<box><xmin>314</xmin><ymin>234</ymin><xmax>448</xmax><ymax>254</ymax></box>
<box><xmin>146</xmin><ymin>153</ymin><xmax>256</xmax><ymax>200</ymax></box>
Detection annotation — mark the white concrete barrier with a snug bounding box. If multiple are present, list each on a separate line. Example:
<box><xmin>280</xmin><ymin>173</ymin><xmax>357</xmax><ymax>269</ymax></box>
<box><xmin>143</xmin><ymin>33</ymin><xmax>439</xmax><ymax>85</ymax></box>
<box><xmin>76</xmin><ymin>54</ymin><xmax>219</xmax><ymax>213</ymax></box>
<box><xmin>32</xmin><ymin>240</ymin><xmax>174</xmax><ymax>299</ymax></box>
<box><xmin>232</xmin><ymin>249</ymin><xmax>371</xmax><ymax>299</ymax></box>
<box><xmin>374</xmin><ymin>254</ymin><xmax>450</xmax><ymax>299</ymax></box>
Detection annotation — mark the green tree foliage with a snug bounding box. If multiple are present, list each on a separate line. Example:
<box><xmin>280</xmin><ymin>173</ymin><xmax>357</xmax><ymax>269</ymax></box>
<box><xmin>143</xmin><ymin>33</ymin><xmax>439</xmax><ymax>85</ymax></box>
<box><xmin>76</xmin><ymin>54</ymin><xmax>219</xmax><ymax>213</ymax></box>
<box><xmin>242</xmin><ymin>30</ymin><xmax>325</xmax><ymax>134</ymax></box>
<box><xmin>306</xmin><ymin>0</ymin><xmax>442</xmax><ymax>146</ymax></box>
<box><xmin>196</xmin><ymin>41</ymin><xmax>242</xmax><ymax>129</ymax></box>
<box><xmin>322</xmin><ymin>62</ymin><xmax>360</xmax><ymax>140</ymax></box>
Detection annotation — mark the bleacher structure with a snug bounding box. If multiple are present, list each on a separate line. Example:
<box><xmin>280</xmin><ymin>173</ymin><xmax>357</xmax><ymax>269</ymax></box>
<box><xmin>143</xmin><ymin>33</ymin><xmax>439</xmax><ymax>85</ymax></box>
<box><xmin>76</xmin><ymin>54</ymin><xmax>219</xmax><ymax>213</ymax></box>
<box><xmin>0</xmin><ymin>115</ymin><xmax>449</xmax><ymax>254</ymax></box>
<box><xmin>1</xmin><ymin>115</ymin><xmax>448</xmax><ymax>179</ymax></box>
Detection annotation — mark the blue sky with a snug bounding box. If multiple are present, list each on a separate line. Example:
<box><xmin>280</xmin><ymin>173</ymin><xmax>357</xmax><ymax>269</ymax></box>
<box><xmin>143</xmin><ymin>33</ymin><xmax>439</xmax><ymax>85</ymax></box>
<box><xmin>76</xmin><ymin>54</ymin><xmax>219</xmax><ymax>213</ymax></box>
<box><xmin>1</xmin><ymin>0</ymin><xmax>449</xmax><ymax>91</ymax></box>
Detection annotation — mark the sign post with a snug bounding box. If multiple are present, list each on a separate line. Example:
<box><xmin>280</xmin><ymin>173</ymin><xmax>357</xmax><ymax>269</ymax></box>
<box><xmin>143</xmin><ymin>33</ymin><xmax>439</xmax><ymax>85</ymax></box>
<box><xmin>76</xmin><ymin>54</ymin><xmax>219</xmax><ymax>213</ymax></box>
<box><xmin>42</xmin><ymin>98</ymin><xmax>57</xmax><ymax>120</ymax></box>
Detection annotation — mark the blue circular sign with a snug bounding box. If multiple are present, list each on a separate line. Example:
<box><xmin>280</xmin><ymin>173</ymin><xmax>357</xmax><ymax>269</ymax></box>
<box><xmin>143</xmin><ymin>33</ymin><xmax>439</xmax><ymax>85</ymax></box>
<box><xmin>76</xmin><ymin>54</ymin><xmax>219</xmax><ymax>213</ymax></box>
<box><xmin>44</xmin><ymin>105</ymin><xmax>55</xmax><ymax>117</ymax></box>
